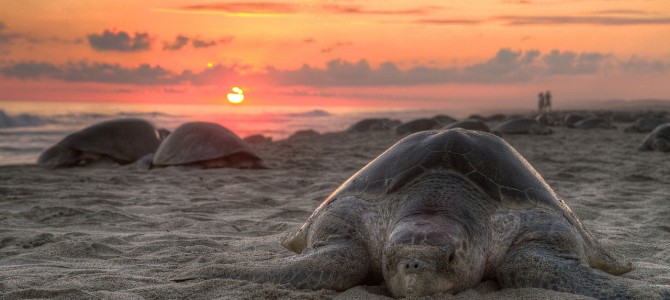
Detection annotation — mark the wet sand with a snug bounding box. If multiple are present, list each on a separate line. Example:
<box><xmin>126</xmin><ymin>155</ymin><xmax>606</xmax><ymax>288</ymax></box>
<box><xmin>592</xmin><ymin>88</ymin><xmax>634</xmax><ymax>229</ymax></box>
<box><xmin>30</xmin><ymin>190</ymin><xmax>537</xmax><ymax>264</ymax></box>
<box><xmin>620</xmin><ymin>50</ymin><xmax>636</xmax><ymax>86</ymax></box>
<box><xmin>1</xmin><ymin>124</ymin><xmax>669</xmax><ymax>299</ymax></box>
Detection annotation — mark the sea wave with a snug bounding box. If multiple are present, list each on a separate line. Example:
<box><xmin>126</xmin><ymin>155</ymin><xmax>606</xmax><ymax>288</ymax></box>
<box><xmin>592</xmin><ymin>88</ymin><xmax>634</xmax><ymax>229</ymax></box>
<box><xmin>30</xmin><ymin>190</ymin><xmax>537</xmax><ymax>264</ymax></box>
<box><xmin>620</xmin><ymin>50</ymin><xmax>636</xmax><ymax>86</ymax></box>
<box><xmin>0</xmin><ymin>146</ymin><xmax>44</xmax><ymax>153</ymax></box>
<box><xmin>0</xmin><ymin>110</ymin><xmax>46</xmax><ymax>128</ymax></box>
<box><xmin>285</xmin><ymin>109</ymin><xmax>332</xmax><ymax>117</ymax></box>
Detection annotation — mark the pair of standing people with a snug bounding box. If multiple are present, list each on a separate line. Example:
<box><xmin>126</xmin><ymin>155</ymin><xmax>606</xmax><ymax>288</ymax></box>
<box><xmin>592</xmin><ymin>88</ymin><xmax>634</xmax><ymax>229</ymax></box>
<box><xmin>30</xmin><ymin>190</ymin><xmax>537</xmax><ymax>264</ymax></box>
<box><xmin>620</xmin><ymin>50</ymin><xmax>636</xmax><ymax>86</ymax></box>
<box><xmin>538</xmin><ymin>90</ymin><xmax>552</xmax><ymax>113</ymax></box>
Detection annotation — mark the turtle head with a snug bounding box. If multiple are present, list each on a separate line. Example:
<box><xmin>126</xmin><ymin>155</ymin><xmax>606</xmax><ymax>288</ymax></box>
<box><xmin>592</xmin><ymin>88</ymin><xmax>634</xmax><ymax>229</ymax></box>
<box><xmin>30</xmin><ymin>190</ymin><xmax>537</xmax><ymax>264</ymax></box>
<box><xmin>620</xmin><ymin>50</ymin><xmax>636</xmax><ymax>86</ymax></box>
<box><xmin>652</xmin><ymin>138</ymin><xmax>670</xmax><ymax>152</ymax></box>
<box><xmin>37</xmin><ymin>145</ymin><xmax>79</xmax><ymax>168</ymax></box>
<box><xmin>382</xmin><ymin>220</ymin><xmax>486</xmax><ymax>297</ymax></box>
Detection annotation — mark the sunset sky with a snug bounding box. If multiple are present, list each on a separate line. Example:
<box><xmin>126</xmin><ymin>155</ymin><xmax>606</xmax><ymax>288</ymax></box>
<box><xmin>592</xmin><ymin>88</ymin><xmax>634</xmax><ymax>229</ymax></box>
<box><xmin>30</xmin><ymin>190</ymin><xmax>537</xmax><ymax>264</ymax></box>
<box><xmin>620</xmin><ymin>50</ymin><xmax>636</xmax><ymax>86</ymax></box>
<box><xmin>1</xmin><ymin>0</ymin><xmax>669</xmax><ymax>110</ymax></box>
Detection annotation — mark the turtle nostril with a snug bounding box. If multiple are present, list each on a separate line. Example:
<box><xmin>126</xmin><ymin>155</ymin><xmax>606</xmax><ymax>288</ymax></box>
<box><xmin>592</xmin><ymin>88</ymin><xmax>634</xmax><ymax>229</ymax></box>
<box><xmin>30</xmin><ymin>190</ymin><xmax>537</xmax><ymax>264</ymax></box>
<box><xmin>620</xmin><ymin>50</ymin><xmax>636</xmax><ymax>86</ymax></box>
<box><xmin>405</xmin><ymin>264</ymin><xmax>409</xmax><ymax>269</ymax></box>
<box><xmin>414</xmin><ymin>264</ymin><xmax>418</xmax><ymax>269</ymax></box>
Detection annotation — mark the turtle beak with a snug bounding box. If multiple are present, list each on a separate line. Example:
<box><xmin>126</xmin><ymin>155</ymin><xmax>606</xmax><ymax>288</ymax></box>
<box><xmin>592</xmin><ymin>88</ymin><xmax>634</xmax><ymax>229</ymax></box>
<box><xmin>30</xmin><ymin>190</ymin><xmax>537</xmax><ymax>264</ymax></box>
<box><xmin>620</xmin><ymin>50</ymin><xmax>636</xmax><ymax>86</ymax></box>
<box><xmin>405</xmin><ymin>274</ymin><xmax>418</xmax><ymax>295</ymax></box>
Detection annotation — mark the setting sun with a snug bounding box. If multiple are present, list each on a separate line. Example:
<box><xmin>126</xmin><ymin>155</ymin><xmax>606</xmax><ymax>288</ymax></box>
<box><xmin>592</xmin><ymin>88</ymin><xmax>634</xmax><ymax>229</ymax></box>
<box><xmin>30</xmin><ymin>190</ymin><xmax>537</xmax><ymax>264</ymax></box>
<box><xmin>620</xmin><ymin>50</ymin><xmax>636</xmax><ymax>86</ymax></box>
<box><xmin>227</xmin><ymin>86</ymin><xmax>245</xmax><ymax>104</ymax></box>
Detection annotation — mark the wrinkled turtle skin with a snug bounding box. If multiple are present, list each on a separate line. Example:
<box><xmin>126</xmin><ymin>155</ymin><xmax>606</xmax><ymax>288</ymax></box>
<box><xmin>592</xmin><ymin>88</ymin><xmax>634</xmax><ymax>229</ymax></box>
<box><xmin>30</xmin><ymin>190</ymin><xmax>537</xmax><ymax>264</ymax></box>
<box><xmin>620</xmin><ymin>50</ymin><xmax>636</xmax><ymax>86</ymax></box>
<box><xmin>175</xmin><ymin>129</ymin><xmax>669</xmax><ymax>299</ymax></box>
<box><xmin>152</xmin><ymin>122</ymin><xmax>266</xmax><ymax>169</ymax></box>
<box><xmin>37</xmin><ymin>118</ymin><xmax>163</xmax><ymax>168</ymax></box>
<box><xmin>639</xmin><ymin>123</ymin><xmax>670</xmax><ymax>152</ymax></box>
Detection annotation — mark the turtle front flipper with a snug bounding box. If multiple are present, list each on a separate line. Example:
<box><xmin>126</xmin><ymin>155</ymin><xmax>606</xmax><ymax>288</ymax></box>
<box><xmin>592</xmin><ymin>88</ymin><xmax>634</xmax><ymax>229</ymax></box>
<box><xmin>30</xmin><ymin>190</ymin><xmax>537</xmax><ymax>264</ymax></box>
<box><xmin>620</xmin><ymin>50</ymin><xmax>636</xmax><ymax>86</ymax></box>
<box><xmin>172</xmin><ymin>240</ymin><xmax>371</xmax><ymax>291</ymax></box>
<box><xmin>496</xmin><ymin>242</ymin><xmax>667</xmax><ymax>299</ymax></box>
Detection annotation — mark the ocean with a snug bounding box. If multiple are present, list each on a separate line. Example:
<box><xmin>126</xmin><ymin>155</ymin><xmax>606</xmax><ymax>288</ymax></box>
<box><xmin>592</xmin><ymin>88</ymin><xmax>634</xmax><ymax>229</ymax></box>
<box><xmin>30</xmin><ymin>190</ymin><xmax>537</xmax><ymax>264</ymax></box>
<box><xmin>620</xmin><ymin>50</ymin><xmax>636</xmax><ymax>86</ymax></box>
<box><xmin>0</xmin><ymin>101</ymin><xmax>454</xmax><ymax>166</ymax></box>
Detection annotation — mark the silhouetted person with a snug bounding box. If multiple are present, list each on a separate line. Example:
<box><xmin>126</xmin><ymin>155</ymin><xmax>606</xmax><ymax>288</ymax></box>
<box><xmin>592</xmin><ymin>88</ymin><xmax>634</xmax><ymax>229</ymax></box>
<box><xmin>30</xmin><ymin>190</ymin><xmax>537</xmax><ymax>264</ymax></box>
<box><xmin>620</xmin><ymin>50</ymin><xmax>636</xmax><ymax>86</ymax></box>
<box><xmin>545</xmin><ymin>90</ymin><xmax>552</xmax><ymax>112</ymax></box>
<box><xmin>538</xmin><ymin>92</ymin><xmax>546</xmax><ymax>113</ymax></box>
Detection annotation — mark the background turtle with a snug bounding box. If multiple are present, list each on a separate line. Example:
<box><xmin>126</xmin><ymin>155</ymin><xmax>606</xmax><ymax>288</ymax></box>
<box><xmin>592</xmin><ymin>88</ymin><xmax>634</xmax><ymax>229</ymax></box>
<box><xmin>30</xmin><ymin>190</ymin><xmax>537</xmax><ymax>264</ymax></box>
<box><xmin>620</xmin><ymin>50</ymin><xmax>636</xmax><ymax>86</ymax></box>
<box><xmin>243</xmin><ymin>134</ymin><xmax>273</xmax><ymax>145</ymax></box>
<box><xmin>493</xmin><ymin>118</ymin><xmax>552</xmax><ymax>135</ymax></box>
<box><xmin>639</xmin><ymin>123</ymin><xmax>670</xmax><ymax>152</ymax></box>
<box><xmin>443</xmin><ymin>118</ymin><xmax>491</xmax><ymax>133</ymax></box>
<box><xmin>563</xmin><ymin>114</ymin><xmax>585</xmax><ymax>128</ymax></box>
<box><xmin>152</xmin><ymin>122</ymin><xmax>266</xmax><ymax>169</ymax></box>
<box><xmin>174</xmin><ymin>129</ymin><xmax>666</xmax><ymax>298</ymax></box>
<box><xmin>395</xmin><ymin>118</ymin><xmax>441</xmax><ymax>135</ymax></box>
<box><xmin>347</xmin><ymin>118</ymin><xmax>401</xmax><ymax>133</ymax></box>
<box><xmin>431</xmin><ymin>114</ymin><xmax>457</xmax><ymax>125</ymax></box>
<box><xmin>573</xmin><ymin>117</ymin><xmax>616</xmax><ymax>129</ymax></box>
<box><xmin>37</xmin><ymin>118</ymin><xmax>163</xmax><ymax>168</ymax></box>
<box><xmin>624</xmin><ymin>116</ymin><xmax>667</xmax><ymax>133</ymax></box>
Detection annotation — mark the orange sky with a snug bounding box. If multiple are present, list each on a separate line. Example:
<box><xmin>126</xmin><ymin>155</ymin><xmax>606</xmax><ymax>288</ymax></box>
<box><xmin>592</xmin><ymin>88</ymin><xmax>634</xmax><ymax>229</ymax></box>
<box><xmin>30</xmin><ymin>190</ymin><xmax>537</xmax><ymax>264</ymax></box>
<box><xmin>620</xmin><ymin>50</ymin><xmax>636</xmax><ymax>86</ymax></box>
<box><xmin>1</xmin><ymin>0</ymin><xmax>669</xmax><ymax>110</ymax></box>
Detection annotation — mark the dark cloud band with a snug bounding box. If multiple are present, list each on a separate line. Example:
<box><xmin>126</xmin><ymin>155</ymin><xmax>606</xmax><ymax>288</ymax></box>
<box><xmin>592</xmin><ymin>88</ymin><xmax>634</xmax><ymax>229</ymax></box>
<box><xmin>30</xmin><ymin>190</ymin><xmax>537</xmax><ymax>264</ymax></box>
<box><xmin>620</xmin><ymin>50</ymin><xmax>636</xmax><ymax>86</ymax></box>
<box><xmin>1</xmin><ymin>49</ymin><xmax>667</xmax><ymax>87</ymax></box>
<box><xmin>88</xmin><ymin>30</ymin><xmax>151</xmax><ymax>52</ymax></box>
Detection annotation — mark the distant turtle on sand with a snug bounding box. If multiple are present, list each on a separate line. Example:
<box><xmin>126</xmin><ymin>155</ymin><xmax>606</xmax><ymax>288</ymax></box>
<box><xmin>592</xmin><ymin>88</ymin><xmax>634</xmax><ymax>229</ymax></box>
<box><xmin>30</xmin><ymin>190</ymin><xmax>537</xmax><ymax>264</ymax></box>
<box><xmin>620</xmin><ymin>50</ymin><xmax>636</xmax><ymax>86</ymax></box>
<box><xmin>288</xmin><ymin>129</ymin><xmax>320</xmax><ymax>141</ymax></box>
<box><xmin>396</xmin><ymin>118</ymin><xmax>441</xmax><ymax>135</ymax></box>
<box><xmin>348</xmin><ymin>118</ymin><xmax>401</xmax><ymax>133</ymax></box>
<box><xmin>173</xmin><ymin>129</ymin><xmax>667</xmax><ymax>298</ymax></box>
<box><xmin>243</xmin><ymin>134</ymin><xmax>273</xmax><ymax>145</ymax></box>
<box><xmin>37</xmin><ymin>118</ymin><xmax>163</xmax><ymax>168</ymax></box>
<box><xmin>624</xmin><ymin>117</ymin><xmax>667</xmax><ymax>133</ymax></box>
<box><xmin>443</xmin><ymin>118</ymin><xmax>491</xmax><ymax>133</ymax></box>
<box><xmin>563</xmin><ymin>114</ymin><xmax>585</xmax><ymax>128</ymax></box>
<box><xmin>152</xmin><ymin>122</ymin><xmax>266</xmax><ymax>169</ymax></box>
<box><xmin>431</xmin><ymin>114</ymin><xmax>457</xmax><ymax>125</ymax></box>
<box><xmin>493</xmin><ymin>118</ymin><xmax>552</xmax><ymax>135</ymax></box>
<box><xmin>573</xmin><ymin>117</ymin><xmax>616</xmax><ymax>130</ymax></box>
<box><xmin>639</xmin><ymin>123</ymin><xmax>670</xmax><ymax>152</ymax></box>
<box><xmin>484</xmin><ymin>114</ymin><xmax>506</xmax><ymax>122</ymax></box>
<box><xmin>535</xmin><ymin>113</ymin><xmax>558</xmax><ymax>127</ymax></box>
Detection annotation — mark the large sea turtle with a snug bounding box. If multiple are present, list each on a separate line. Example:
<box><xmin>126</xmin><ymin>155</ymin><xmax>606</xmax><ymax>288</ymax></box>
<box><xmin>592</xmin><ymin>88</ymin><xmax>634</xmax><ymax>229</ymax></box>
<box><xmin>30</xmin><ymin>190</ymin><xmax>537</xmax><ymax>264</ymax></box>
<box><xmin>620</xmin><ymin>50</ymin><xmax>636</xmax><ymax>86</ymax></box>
<box><xmin>37</xmin><ymin>118</ymin><xmax>163</xmax><ymax>168</ymax></box>
<box><xmin>174</xmin><ymin>129</ymin><xmax>668</xmax><ymax>298</ymax></box>
<box><xmin>639</xmin><ymin>123</ymin><xmax>670</xmax><ymax>152</ymax></box>
<box><xmin>493</xmin><ymin>118</ymin><xmax>552</xmax><ymax>135</ymax></box>
<box><xmin>152</xmin><ymin>122</ymin><xmax>266</xmax><ymax>169</ymax></box>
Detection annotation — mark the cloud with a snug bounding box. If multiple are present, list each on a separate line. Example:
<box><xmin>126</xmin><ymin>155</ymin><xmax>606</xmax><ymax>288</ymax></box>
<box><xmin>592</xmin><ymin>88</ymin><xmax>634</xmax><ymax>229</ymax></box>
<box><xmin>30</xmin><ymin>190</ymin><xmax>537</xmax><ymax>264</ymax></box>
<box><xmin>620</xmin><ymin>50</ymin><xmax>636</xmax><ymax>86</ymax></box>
<box><xmin>621</xmin><ymin>56</ymin><xmax>668</xmax><ymax>73</ymax></box>
<box><xmin>497</xmin><ymin>15</ymin><xmax>670</xmax><ymax>26</ymax></box>
<box><xmin>417</xmin><ymin>13</ymin><xmax>670</xmax><ymax>27</ymax></box>
<box><xmin>1</xmin><ymin>61</ymin><xmax>185</xmax><ymax>85</ymax></box>
<box><xmin>1</xmin><ymin>62</ymin><xmax>62</xmax><ymax>79</ymax></box>
<box><xmin>414</xmin><ymin>19</ymin><xmax>482</xmax><ymax>25</ymax></box>
<box><xmin>179</xmin><ymin>2</ymin><xmax>298</xmax><ymax>15</ymax></box>
<box><xmin>0</xmin><ymin>22</ymin><xmax>21</xmax><ymax>44</ymax></box>
<box><xmin>163</xmin><ymin>35</ymin><xmax>190</xmax><ymax>50</ymax></box>
<box><xmin>542</xmin><ymin>50</ymin><xmax>610</xmax><ymax>74</ymax></box>
<box><xmin>320</xmin><ymin>42</ymin><xmax>353</xmax><ymax>54</ymax></box>
<box><xmin>163</xmin><ymin>35</ymin><xmax>233</xmax><ymax>50</ymax></box>
<box><xmin>462</xmin><ymin>49</ymin><xmax>541</xmax><ymax>82</ymax></box>
<box><xmin>192</xmin><ymin>38</ymin><xmax>217</xmax><ymax>48</ymax></box>
<box><xmin>88</xmin><ymin>30</ymin><xmax>151</xmax><ymax>52</ymax></box>
<box><xmin>321</xmin><ymin>4</ymin><xmax>439</xmax><ymax>16</ymax></box>
<box><xmin>2</xmin><ymin>49</ymin><xmax>667</xmax><ymax>87</ymax></box>
<box><xmin>165</xmin><ymin>2</ymin><xmax>439</xmax><ymax>17</ymax></box>
<box><xmin>594</xmin><ymin>9</ymin><xmax>650</xmax><ymax>16</ymax></box>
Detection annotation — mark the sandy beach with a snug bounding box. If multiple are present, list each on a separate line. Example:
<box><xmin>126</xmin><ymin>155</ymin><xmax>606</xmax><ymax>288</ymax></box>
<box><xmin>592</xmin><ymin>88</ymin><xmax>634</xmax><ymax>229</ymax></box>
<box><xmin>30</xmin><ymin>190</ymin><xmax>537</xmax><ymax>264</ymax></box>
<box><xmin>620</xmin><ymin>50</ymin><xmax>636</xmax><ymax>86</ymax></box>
<box><xmin>1</xmin><ymin>121</ymin><xmax>669</xmax><ymax>299</ymax></box>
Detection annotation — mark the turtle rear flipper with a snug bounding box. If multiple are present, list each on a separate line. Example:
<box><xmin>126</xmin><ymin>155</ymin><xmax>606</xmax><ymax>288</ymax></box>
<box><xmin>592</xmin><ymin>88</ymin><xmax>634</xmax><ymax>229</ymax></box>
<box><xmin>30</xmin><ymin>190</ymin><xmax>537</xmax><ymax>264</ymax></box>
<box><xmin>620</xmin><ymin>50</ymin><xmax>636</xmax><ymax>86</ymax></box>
<box><xmin>497</xmin><ymin>242</ymin><xmax>664</xmax><ymax>299</ymax></box>
<box><xmin>172</xmin><ymin>240</ymin><xmax>371</xmax><ymax>291</ymax></box>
